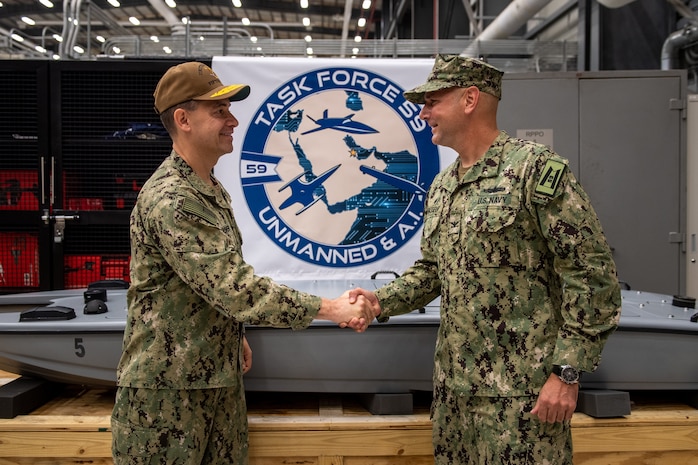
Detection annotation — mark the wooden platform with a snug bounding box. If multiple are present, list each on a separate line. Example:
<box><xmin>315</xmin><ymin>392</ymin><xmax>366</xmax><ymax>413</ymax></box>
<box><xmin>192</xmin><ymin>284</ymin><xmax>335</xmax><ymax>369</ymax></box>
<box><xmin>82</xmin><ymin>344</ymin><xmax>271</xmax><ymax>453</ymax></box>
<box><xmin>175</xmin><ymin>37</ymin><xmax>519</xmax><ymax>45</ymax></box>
<box><xmin>1</xmin><ymin>371</ymin><xmax>698</xmax><ymax>465</ymax></box>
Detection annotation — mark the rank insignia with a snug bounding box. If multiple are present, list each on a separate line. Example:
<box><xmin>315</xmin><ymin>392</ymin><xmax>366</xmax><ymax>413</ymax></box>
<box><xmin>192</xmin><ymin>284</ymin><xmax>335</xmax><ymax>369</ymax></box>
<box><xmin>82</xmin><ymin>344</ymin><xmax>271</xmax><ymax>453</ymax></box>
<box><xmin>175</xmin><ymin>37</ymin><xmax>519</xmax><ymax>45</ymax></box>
<box><xmin>535</xmin><ymin>159</ymin><xmax>566</xmax><ymax>196</ymax></box>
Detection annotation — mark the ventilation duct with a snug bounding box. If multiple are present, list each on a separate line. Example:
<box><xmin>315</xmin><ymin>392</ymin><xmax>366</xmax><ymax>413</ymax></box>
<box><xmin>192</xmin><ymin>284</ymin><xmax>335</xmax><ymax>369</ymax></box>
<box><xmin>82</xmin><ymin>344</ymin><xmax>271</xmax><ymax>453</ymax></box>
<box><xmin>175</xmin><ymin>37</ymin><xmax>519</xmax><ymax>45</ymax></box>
<box><xmin>596</xmin><ymin>0</ymin><xmax>637</xmax><ymax>7</ymax></box>
<box><xmin>661</xmin><ymin>24</ymin><xmax>698</xmax><ymax>69</ymax></box>
<box><xmin>462</xmin><ymin>0</ymin><xmax>552</xmax><ymax>56</ymax></box>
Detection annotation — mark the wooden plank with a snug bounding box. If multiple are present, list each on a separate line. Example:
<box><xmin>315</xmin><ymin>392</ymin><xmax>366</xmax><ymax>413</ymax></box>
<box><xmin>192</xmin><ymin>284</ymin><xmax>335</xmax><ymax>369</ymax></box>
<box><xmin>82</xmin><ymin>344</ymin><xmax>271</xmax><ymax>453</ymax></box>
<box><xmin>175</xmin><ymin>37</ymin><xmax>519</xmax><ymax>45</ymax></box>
<box><xmin>573</xmin><ymin>424</ymin><xmax>698</xmax><ymax>453</ymax></box>
<box><xmin>249</xmin><ymin>460</ymin><xmax>318</xmax><ymax>465</ymax></box>
<box><xmin>0</xmin><ymin>371</ymin><xmax>19</xmax><ymax>386</ymax></box>
<box><xmin>574</xmin><ymin>451</ymin><xmax>698</xmax><ymax>465</ymax></box>
<box><xmin>0</xmin><ymin>459</ymin><xmax>114</xmax><ymax>465</ymax></box>
<box><xmin>0</xmin><ymin>431</ymin><xmax>111</xmax><ymax>457</ymax></box>
<box><xmin>344</xmin><ymin>458</ymin><xmax>434</xmax><ymax>465</ymax></box>
<box><xmin>572</xmin><ymin>404</ymin><xmax>698</xmax><ymax>426</ymax></box>
<box><xmin>1</xmin><ymin>371</ymin><xmax>698</xmax><ymax>465</ymax></box>
<box><xmin>319</xmin><ymin>456</ymin><xmax>343</xmax><ymax>465</ymax></box>
<box><xmin>248</xmin><ymin>413</ymin><xmax>432</xmax><ymax>432</ymax></box>
<box><xmin>0</xmin><ymin>415</ymin><xmax>110</xmax><ymax>432</ymax></box>
<box><xmin>248</xmin><ymin>430</ymin><xmax>434</xmax><ymax>457</ymax></box>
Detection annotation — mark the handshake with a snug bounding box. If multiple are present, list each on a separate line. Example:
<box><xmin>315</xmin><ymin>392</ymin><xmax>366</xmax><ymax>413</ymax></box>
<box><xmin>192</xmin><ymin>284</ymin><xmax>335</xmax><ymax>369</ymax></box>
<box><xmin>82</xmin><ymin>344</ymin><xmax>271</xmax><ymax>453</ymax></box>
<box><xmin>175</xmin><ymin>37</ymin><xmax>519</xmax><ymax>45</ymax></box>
<box><xmin>317</xmin><ymin>288</ymin><xmax>382</xmax><ymax>333</ymax></box>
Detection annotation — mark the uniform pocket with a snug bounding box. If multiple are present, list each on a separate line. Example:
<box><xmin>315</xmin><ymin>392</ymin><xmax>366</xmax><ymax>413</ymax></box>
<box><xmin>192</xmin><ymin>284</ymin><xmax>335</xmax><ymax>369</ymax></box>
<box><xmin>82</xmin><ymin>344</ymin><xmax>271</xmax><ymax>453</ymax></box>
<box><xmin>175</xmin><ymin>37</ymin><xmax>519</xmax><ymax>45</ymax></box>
<box><xmin>423</xmin><ymin>208</ymin><xmax>440</xmax><ymax>238</ymax></box>
<box><xmin>461</xmin><ymin>202</ymin><xmax>522</xmax><ymax>268</ymax></box>
<box><xmin>464</xmin><ymin>204</ymin><xmax>518</xmax><ymax>233</ymax></box>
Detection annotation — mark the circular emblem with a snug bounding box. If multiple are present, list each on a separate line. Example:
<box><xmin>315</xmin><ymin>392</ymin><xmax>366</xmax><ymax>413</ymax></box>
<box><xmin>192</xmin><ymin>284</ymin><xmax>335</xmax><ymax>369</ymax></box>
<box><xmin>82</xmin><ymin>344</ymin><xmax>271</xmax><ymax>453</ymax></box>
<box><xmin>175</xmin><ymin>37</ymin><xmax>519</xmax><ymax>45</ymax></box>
<box><xmin>240</xmin><ymin>67</ymin><xmax>438</xmax><ymax>267</ymax></box>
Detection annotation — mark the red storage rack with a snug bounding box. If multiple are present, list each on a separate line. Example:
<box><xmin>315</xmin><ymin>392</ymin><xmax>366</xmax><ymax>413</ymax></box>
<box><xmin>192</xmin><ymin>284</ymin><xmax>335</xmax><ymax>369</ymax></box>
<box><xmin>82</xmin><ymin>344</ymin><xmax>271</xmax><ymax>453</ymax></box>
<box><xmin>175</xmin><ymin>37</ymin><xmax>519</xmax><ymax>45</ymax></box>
<box><xmin>64</xmin><ymin>254</ymin><xmax>130</xmax><ymax>288</ymax></box>
<box><xmin>0</xmin><ymin>170</ymin><xmax>39</xmax><ymax>211</ymax></box>
<box><xmin>0</xmin><ymin>232</ymin><xmax>39</xmax><ymax>288</ymax></box>
<box><xmin>64</xmin><ymin>255</ymin><xmax>102</xmax><ymax>289</ymax></box>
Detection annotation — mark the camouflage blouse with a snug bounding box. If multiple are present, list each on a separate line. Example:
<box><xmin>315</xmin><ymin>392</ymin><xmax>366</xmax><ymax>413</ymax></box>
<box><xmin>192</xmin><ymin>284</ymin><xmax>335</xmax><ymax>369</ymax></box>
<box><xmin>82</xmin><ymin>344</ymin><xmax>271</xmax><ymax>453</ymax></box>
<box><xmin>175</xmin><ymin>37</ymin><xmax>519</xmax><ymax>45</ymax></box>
<box><xmin>375</xmin><ymin>131</ymin><xmax>621</xmax><ymax>397</ymax></box>
<box><xmin>117</xmin><ymin>152</ymin><xmax>320</xmax><ymax>389</ymax></box>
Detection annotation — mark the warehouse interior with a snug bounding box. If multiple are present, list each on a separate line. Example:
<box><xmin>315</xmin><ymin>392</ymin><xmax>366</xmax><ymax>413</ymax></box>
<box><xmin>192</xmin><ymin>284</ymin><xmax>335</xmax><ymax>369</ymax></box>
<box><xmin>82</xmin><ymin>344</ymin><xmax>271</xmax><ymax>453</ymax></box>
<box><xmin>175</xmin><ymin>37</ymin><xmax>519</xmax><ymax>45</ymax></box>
<box><xmin>1</xmin><ymin>0</ymin><xmax>696</xmax><ymax>294</ymax></box>
<box><xmin>0</xmin><ymin>0</ymin><xmax>694</xmax><ymax>79</ymax></box>
<box><xmin>0</xmin><ymin>1</ymin><xmax>698</xmax><ymax>464</ymax></box>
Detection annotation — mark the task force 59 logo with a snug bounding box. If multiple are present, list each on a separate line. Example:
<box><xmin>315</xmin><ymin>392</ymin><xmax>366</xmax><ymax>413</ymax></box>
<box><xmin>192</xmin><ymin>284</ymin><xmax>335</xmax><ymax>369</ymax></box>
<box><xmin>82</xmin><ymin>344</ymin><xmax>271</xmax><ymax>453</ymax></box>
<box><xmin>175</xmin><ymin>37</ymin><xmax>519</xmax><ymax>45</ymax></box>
<box><xmin>240</xmin><ymin>67</ymin><xmax>438</xmax><ymax>267</ymax></box>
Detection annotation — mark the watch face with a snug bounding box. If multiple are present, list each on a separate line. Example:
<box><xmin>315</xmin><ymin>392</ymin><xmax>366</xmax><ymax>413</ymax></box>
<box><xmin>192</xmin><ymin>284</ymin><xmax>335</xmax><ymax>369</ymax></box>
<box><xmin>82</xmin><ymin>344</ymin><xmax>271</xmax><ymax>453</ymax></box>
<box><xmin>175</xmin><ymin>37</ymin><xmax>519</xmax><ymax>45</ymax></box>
<box><xmin>560</xmin><ymin>366</ymin><xmax>579</xmax><ymax>383</ymax></box>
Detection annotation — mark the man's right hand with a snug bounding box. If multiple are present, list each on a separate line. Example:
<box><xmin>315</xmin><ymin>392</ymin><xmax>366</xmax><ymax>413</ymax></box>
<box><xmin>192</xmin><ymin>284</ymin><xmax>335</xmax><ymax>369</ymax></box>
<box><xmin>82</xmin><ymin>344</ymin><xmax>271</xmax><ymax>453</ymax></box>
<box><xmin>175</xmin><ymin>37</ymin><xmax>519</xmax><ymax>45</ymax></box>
<box><xmin>348</xmin><ymin>287</ymin><xmax>382</xmax><ymax>318</ymax></box>
<box><xmin>318</xmin><ymin>292</ymin><xmax>377</xmax><ymax>332</ymax></box>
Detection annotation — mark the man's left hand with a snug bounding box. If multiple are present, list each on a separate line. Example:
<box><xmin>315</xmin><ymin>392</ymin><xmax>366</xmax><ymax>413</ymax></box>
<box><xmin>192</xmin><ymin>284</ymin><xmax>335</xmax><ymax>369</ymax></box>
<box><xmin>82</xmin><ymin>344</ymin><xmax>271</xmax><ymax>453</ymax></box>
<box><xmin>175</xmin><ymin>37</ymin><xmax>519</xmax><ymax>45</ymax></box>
<box><xmin>530</xmin><ymin>374</ymin><xmax>579</xmax><ymax>423</ymax></box>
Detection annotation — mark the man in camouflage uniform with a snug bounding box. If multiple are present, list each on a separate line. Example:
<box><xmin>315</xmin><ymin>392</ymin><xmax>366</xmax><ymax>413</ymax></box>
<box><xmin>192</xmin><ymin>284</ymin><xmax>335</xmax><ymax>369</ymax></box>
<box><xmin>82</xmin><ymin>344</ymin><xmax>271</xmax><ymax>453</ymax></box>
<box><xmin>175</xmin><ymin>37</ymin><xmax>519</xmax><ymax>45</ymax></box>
<box><xmin>351</xmin><ymin>54</ymin><xmax>621</xmax><ymax>465</ymax></box>
<box><xmin>111</xmin><ymin>62</ymin><xmax>376</xmax><ymax>465</ymax></box>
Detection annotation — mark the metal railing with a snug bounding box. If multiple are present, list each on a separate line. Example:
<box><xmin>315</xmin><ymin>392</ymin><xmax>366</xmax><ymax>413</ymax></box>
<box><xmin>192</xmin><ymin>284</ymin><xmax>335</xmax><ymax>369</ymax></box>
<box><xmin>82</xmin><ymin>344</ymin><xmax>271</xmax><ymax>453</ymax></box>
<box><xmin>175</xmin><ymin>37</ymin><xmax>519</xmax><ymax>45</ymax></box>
<box><xmin>98</xmin><ymin>36</ymin><xmax>577</xmax><ymax>72</ymax></box>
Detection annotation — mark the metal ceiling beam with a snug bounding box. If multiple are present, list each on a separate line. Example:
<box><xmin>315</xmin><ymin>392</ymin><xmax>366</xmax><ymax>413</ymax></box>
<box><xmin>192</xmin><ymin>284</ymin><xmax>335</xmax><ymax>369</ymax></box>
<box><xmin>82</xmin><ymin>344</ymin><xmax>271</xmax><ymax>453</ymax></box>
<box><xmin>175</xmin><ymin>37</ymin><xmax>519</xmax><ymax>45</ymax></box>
<box><xmin>86</xmin><ymin>1</ymin><xmax>134</xmax><ymax>36</ymax></box>
<box><xmin>339</xmin><ymin>0</ymin><xmax>353</xmax><ymax>57</ymax></box>
<box><xmin>461</xmin><ymin>0</ymin><xmax>481</xmax><ymax>36</ymax></box>
<box><xmin>385</xmin><ymin>0</ymin><xmax>409</xmax><ymax>40</ymax></box>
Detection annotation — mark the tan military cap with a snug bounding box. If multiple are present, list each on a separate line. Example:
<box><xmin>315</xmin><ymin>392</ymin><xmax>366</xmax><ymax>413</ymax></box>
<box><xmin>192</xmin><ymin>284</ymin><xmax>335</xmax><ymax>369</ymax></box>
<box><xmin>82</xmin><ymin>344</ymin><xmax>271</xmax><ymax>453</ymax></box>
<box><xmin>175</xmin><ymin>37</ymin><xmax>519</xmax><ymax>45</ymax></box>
<box><xmin>153</xmin><ymin>61</ymin><xmax>250</xmax><ymax>114</ymax></box>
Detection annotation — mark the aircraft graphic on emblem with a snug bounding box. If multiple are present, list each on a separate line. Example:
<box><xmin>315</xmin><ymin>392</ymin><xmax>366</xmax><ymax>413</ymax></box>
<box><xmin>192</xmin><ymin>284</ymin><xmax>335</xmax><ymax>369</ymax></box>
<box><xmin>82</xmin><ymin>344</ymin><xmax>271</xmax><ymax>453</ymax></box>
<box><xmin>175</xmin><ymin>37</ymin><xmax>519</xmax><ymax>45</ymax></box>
<box><xmin>278</xmin><ymin>164</ymin><xmax>342</xmax><ymax>214</ymax></box>
<box><xmin>359</xmin><ymin>165</ymin><xmax>427</xmax><ymax>199</ymax></box>
<box><xmin>301</xmin><ymin>109</ymin><xmax>378</xmax><ymax>135</ymax></box>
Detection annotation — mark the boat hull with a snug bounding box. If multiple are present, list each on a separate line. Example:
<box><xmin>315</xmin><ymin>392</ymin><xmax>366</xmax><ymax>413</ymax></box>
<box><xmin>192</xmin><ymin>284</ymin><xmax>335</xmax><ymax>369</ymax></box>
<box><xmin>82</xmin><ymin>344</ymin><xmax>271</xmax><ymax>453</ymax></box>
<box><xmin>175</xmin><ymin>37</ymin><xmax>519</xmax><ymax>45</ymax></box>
<box><xmin>0</xmin><ymin>283</ymin><xmax>696</xmax><ymax>393</ymax></box>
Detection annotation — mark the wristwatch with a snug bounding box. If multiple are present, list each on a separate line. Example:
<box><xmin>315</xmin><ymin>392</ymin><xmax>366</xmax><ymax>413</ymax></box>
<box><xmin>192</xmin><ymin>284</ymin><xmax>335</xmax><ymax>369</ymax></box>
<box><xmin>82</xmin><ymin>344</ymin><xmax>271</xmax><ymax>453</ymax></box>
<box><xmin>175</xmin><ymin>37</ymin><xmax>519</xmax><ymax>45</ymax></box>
<box><xmin>552</xmin><ymin>365</ymin><xmax>580</xmax><ymax>384</ymax></box>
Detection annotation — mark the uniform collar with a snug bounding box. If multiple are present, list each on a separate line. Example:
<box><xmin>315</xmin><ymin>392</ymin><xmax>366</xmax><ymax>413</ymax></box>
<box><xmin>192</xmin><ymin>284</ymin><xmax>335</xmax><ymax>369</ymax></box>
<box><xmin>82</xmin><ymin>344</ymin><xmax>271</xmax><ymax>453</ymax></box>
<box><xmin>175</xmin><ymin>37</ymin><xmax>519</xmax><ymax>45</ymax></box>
<box><xmin>443</xmin><ymin>130</ymin><xmax>509</xmax><ymax>192</ymax></box>
<box><xmin>170</xmin><ymin>151</ymin><xmax>231</xmax><ymax>206</ymax></box>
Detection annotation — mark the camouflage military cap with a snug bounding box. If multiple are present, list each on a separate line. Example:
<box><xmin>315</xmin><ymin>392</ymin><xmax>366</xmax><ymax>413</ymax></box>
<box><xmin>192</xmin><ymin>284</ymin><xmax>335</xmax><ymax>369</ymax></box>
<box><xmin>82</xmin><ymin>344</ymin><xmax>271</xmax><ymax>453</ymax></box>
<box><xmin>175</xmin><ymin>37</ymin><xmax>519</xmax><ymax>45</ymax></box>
<box><xmin>404</xmin><ymin>54</ymin><xmax>503</xmax><ymax>104</ymax></box>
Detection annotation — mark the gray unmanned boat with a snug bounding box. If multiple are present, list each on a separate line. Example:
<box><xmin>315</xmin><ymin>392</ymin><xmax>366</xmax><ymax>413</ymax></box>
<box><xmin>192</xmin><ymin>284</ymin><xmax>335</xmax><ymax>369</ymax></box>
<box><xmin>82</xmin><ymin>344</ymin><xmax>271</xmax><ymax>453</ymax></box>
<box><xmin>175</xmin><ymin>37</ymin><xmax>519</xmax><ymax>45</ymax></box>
<box><xmin>0</xmin><ymin>279</ymin><xmax>696</xmax><ymax>395</ymax></box>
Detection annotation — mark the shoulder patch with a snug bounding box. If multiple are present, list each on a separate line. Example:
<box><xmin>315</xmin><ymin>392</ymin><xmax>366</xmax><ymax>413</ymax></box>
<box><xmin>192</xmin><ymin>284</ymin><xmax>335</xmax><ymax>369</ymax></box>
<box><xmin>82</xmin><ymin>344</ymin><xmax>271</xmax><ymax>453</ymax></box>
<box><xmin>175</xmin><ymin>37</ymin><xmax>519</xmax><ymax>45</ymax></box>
<box><xmin>181</xmin><ymin>198</ymin><xmax>217</xmax><ymax>224</ymax></box>
<box><xmin>535</xmin><ymin>159</ymin><xmax>566</xmax><ymax>196</ymax></box>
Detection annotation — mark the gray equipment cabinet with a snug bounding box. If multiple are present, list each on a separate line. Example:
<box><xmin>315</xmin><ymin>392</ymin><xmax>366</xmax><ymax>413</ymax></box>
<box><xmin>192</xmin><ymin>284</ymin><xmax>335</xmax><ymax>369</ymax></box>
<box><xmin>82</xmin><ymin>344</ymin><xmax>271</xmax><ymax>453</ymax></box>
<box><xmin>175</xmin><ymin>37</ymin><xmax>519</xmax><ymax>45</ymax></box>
<box><xmin>498</xmin><ymin>71</ymin><xmax>687</xmax><ymax>296</ymax></box>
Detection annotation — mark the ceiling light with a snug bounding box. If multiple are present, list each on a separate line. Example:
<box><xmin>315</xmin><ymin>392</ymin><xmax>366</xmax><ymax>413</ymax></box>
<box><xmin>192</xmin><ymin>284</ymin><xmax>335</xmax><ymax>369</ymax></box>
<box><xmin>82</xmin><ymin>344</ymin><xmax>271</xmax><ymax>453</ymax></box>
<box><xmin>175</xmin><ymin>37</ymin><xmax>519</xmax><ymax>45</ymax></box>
<box><xmin>21</xmin><ymin>16</ymin><xmax>36</xmax><ymax>26</ymax></box>
<box><xmin>96</xmin><ymin>35</ymin><xmax>106</xmax><ymax>43</ymax></box>
<box><xmin>352</xmin><ymin>47</ymin><xmax>359</xmax><ymax>54</ymax></box>
<box><xmin>11</xmin><ymin>33</ymin><xmax>24</xmax><ymax>42</ymax></box>
<box><xmin>107</xmin><ymin>0</ymin><xmax>120</xmax><ymax>7</ymax></box>
<box><xmin>129</xmin><ymin>16</ymin><xmax>140</xmax><ymax>25</ymax></box>
<box><xmin>112</xmin><ymin>46</ymin><xmax>121</xmax><ymax>54</ymax></box>
<box><xmin>165</xmin><ymin>0</ymin><xmax>176</xmax><ymax>7</ymax></box>
<box><xmin>232</xmin><ymin>0</ymin><xmax>242</xmax><ymax>7</ymax></box>
<box><xmin>306</xmin><ymin>47</ymin><xmax>313</xmax><ymax>55</ymax></box>
<box><xmin>300</xmin><ymin>0</ymin><xmax>308</xmax><ymax>8</ymax></box>
<box><xmin>302</xmin><ymin>17</ymin><xmax>310</xmax><ymax>27</ymax></box>
<box><xmin>362</xmin><ymin>0</ymin><xmax>371</xmax><ymax>9</ymax></box>
<box><xmin>182</xmin><ymin>17</ymin><xmax>189</xmax><ymax>25</ymax></box>
<box><xmin>150</xmin><ymin>35</ymin><xmax>159</xmax><ymax>42</ymax></box>
<box><xmin>241</xmin><ymin>17</ymin><xmax>250</xmax><ymax>25</ymax></box>
<box><xmin>163</xmin><ymin>46</ymin><xmax>172</xmax><ymax>54</ymax></box>
<box><xmin>73</xmin><ymin>45</ymin><xmax>84</xmax><ymax>54</ymax></box>
<box><xmin>40</xmin><ymin>0</ymin><xmax>54</xmax><ymax>8</ymax></box>
<box><xmin>250</xmin><ymin>36</ymin><xmax>258</xmax><ymax>43</ymax></box>
<box><xmin>354</xmin><ymin>35</ymin><xmax>362</xmax><ymax>42</ymax></box>
<box><xmin>358</xmin><ymin>18</ymin><xmax>366</xmax><ymax>28</ymax></box>
<box><xmin>35</xmin><ymin>45</ymin><xmax>47</xmax><ymax>53</ymax></box>
<box><xmin>52</xmin><ymin>33</ymin><xmax>62</xmax><ymax>42</ymax></box>
<box><xmin>304</xmin><ymin>35</ymin><xmax>312</xmax><ymax>42</ymax></box>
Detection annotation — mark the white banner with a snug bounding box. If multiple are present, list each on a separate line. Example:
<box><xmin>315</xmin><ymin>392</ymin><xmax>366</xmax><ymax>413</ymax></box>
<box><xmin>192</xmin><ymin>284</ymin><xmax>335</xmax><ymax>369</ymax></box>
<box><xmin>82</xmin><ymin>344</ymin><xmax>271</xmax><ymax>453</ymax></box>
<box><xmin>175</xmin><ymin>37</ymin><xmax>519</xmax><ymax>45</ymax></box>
<box><xmin>213</xmin><ymin>57</ymin><xmax>456</xmax><ymax>281</ymax></box>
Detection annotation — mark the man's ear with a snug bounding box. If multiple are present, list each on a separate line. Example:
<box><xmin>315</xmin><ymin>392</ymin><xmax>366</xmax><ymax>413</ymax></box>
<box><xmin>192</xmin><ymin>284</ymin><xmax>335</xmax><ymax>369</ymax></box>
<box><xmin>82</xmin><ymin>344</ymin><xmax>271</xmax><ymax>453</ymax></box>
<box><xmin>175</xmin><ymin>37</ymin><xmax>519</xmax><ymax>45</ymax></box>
<box><xmin>463</xmin><ymin>86</ymin><xmax>480</xmax><ymax>113</ymax></box>
<box><xmin>173</xmin><ymin>107</ymin><xmax>190</xmax><ymax>132</ymax></box>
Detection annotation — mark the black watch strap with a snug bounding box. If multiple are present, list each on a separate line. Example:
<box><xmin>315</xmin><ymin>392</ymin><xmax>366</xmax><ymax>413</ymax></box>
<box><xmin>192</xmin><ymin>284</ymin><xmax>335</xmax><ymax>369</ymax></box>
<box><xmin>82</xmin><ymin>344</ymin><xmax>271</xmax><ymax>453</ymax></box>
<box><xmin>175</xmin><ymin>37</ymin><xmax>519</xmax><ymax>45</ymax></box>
<box><xmin>552</xmin><ymin>364</ymin><xmax>581</xmax><ymax>384</ymax></box>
